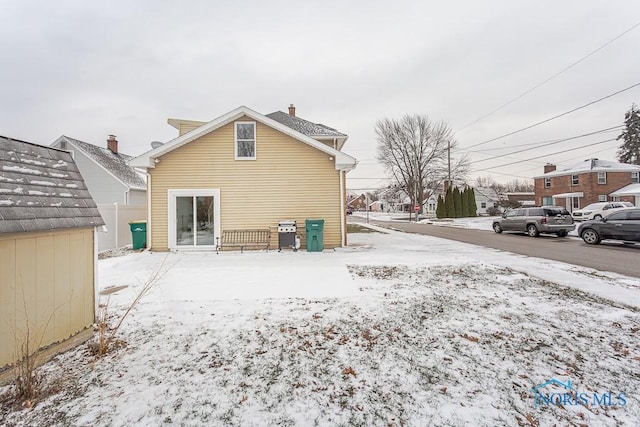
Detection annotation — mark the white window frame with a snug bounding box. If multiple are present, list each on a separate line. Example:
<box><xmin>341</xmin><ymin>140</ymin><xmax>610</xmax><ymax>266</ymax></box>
<box><xmin>597</xmin><ymin>172</ymin><xmax>606</xmax><ymax>184</ymax></box>
<box><xmin>544</xmin><ymin>177</ymin><xmax>551</xmax><ymax>188</ymax></box>
<box><xmin>598</xmin><ymin>195</ymin><xmax>607</xmax><ymax>202</ymax></box>
<box><xmin>571</xmin><ymin>174</ymin><xmax>579</xmax><ymax>186</ymax></box>
<box><xmin>235</xmin><ymin>121</ymin><xmax>256</xmax><ymax>160</ymax></box>
<box><xmin>168</xmin><ymin>189</ymin><xmax>221</xmax><ymax>251</ymax></box>
<box><xmin>632</xmin><ymin>172</ymin><xmax>639</xmax><ymax>183</ymax></box>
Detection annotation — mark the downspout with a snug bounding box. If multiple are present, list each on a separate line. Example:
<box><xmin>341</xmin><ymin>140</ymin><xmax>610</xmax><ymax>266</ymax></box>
<box><xmin>146</xmin><ymin>172</ymin><xmax>152</xmax><ymax>250</ymax></box>
<box><xmin>340</xmin><ymin>170</ymin><xmax>346</xmax><ymax>247</ymax></box>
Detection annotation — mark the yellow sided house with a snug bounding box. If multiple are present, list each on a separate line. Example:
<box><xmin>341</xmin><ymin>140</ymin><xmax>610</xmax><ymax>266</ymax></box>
<box><xmin>0</xmin><ymin>136</ymin><xmax>104</xmax><ymax>370</ymax></box>
<box><xmin>129</xmin><ymin>105</ymin><xmax>357</xmax><ymax>252</ymax></box>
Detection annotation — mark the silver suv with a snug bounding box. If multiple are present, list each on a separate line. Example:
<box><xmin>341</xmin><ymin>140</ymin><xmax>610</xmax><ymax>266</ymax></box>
<box><xmin>493</xmin><ymin>206</ymin><xmax>575</xmax><ymax>237</ymax></box>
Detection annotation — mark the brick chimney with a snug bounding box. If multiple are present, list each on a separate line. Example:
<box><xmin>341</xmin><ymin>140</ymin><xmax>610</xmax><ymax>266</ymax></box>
<box><xmin>288</xmin><ymin>104</ymin><xmax>296</xmax><ymax>117</ymax></box>
<box><xmin>544</xmin><ymin>163</ymin><xmax>556</xmax><ymax>174</ymax></box>
<box><xmin>107</xmin><ymin>135</ymin><xmax>118</xmax><ymax>154</ymax></box>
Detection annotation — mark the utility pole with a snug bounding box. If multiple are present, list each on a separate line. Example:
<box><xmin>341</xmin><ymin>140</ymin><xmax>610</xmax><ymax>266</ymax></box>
<box><xmin>366</xmin><ymin>193</ymin><xmax>369</xmax><ymax>224</ymax></box>
<box><xmin>447</xmin><ymin>140</ymin><xmax>451</xmax><ymax>186</ymax></box>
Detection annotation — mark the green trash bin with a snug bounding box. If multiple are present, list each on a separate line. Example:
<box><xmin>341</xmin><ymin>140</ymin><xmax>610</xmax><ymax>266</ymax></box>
<box><xmin>129</xmin><ymin>220</ymin><xmax>147</xmax><ymax>250</ymax></box>
<box><xmin>305</xmin><ymin>219</ymin><xmax>324</xmax><ymax>252</ymax></box>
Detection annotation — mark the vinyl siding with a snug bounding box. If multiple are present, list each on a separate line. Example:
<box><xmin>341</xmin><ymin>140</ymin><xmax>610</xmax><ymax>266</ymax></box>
<box><xmin>149</xmin><ymin>117</ymin><xmax>343</xmax><ymax>251</ymax></box>
<box><xmin>0</xmin><ymin>227</ymin><xmax>95</xmax><ymax>368</ymax></box>
<box><xmin>179</xmin><ymin>122</ymin><xmax>206</xmax><ymax>136</ymax></box>
<box><xmin>51</xmin><ymin>143</ymin><xmax>129</xmax><ymax>205</ymax></box>
<box><xmin>127</xmin><ymin>189</ymin><xmax>147</xmax><ymax>206</ymax></box>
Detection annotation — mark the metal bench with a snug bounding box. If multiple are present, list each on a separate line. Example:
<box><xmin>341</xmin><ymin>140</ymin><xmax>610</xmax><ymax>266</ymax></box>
<box><xmin>215</xmin><ymin>229</ymin><xmax>271</xmax><ymax>254</ymax></box>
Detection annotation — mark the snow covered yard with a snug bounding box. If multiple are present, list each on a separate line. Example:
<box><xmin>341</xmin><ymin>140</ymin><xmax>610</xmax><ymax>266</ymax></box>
<box><xmin>2</xmin><ymin>226</ymin><xmax>640</xmax><ymax>426</ymax></box>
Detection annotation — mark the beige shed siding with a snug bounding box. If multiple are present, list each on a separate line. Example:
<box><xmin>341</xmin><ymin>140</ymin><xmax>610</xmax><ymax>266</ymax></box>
<box><xmin>0</xmin><ymin>228</ymin><xmax>95</xmax><ymax>368</ymax></box>
<box><xmin>150</xmin><ymin>118</ymin><xmax>343</xmax><ymax>251</ymax></box>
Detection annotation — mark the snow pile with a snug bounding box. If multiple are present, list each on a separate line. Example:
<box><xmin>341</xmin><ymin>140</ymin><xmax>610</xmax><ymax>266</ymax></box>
<box><xmin>1</xmin><ymin>227</ymin><xmax>639</xmax><ymax>426</ymax></box>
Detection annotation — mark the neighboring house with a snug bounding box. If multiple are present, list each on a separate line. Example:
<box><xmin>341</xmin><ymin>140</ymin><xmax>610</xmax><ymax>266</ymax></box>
<box><xmin>369</xmin><ymin>200</ymin><xmax>384</xmax><ymax>212</ymax></box>
<box><xmin>0</xmin><ymin>136</ymin><xmax>104</xmax><ymax>370</ymax></box>
<box><xmin>424</xmin><ymin>193</ymin><xmax>439</xmax><ymax>217</ymax></box>
<box><xmin>129</xmin><ymin>105</ymin><xmax>357</xmax><ymax>251</ymax></box>
<box><xmin>50</xmin><ymin>135</ymin><xmax>147</xmax><ymax>251</ymax></box>
<box><xmin>534</xmin><ymin>159</ymin><xmax>640</xmax><ymax>212</ymax></box>
<box><xmin>51</xmin><ymin>135</ymin><xmax>146</xmax><ymax>205</ymax></box>
<box><xmin>346</xmin><ymin>194</ymin><xmax>367</xmax><ymax>211</ymax></box>
<box><xmin>377</xmin><ymin>188</ymin><xmax>411</xmax><ymax>213</ymax></box>
<box><xmin>474</xmin><ymin>187</ymin><xmax>501</xmax><ymax>215</ymax></box>
<box><xmin>501</xmin><ymin>191</ymin><xmax>536</xmax><ymax>207</ymax></box>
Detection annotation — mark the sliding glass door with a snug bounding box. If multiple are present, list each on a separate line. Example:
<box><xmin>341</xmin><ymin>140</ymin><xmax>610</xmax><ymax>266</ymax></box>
<box><xmin>169</xmin><ymin>190</ymin><xmax>220</xmax><ymax>249</ymax></box>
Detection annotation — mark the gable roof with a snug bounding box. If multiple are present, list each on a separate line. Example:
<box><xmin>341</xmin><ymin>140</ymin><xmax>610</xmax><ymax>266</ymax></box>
<box><xmin>0</xmin><ymin>135</ymin><xmax>105</xmax><ymax>234</ymax></box>
<box><xmin>129</xmin><ymin>106</ymin><xmax>357</xmax><ymax>171</ymax></box>
<box><xmin>474</xmin><ymin>187</ymin><xmax>501</xmax><ymax>201</ymax></box>
<box><xmin>534</xmin><ymin>158</ymin><xmax>640</xmax><ymax>178</ymax></box>
<box><xmin>265</xmin><ymin>111</ymin><xmax>346</xmax><ymax>137</ymax></box>
<box><xmin>53</xmin><ymin>136</ymin><xmax>146</xmax><ymax>190</ymax></box>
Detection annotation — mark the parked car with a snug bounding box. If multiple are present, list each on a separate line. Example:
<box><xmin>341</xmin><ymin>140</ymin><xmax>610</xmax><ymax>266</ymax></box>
<box><xmin>571</xmin><ymin>201</ymin><xmax>634</xmax><ymax>222</ymax></box>
<box><xmin>578</xmin><ymin>208</ymin><xmax>640</xmax><ymax>245</ymax></box>
<box><xmin>492</xmin><ymin>206</ymin><xmax>575</xmax><ymax>237</ymax></box>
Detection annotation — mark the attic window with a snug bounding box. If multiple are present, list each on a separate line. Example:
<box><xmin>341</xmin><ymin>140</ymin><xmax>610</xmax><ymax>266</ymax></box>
<box><xmin>235</xmin><ymin>122</ymin><xmax>256</xmax><ymax>160</ymax></box>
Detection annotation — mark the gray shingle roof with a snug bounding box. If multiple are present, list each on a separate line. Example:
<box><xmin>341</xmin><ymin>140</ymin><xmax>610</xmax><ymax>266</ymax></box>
<box><xmin>266</xmin><ymin>111</ymin><xmax>346</xmax><ymax>138</ymax></box>
<box><xmin>0</xmin><ymin>135</ymin><xmax>105</xmax><ymax>234</ymax></box>
<box><xmin>59</xmin><ymin>136</ymin><xmax>146</xmax><ymax>190</ymax></box>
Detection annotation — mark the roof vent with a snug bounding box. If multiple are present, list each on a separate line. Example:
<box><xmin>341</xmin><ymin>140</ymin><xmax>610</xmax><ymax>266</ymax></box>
<box><xmin>151</xmin><ymin>141</ymin><xmax>164</xmax><ymax>149</ymax></box>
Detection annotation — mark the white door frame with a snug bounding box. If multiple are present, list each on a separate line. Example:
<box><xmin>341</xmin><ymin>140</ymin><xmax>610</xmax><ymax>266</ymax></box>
<box><xmin>168</xmin><ymin>189</ymin><xmax>221</xmax><ymax>251</ymax></box>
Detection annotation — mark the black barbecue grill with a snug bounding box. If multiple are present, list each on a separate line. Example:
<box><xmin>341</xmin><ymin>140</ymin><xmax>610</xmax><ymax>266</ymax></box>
<box><xmin>278</xmin><ymin>220</ymin><xmax>297</xmax><ymax>251</ymax></box>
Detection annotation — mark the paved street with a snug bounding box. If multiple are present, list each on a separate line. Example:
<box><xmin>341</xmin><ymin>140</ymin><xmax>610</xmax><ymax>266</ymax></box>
<box><xmin>351</xmin><ymin>216</ymin><xmax>640</xmax><ymax>278</ymax></box>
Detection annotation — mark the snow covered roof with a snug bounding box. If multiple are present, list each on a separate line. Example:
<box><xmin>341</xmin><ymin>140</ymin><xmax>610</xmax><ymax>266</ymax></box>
<box><xmin>534</xmin><ymin>158</ymin><xmax>640</xmax><ymax>178</ymax></box>
<box><xmin>610</xmin><ymin>183</ymin><xmax>640</xmax><ymax>196</ymax></box>
<box><xmin>0</xmin><ymin>136</ymin><xmax>105</xmax><ymax>234</ymax></box>
<box><xmin>54</xmin><ymin>136</ymin><xmax>147</xmax><ymax>191</ymax></box>
<box><xmin>474</xmin><ymin>187</ymin><xmax>500</xmax><ymax>201</ymax></box>
<box><xmin>130</xmin><ymin>106</ymin><xmax>357</xmax><ymax>172</ymax></box>
<box><xmin>265</xmin><ymin>111</ymin><xmax>347</xmax><ymax>138</ymax></box>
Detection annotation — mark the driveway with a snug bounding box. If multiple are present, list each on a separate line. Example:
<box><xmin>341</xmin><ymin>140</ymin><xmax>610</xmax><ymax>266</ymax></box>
<box><xmin>353</xmin><ymin>217</ymin><xmax>640</xmax><ymax>278</ymax></box>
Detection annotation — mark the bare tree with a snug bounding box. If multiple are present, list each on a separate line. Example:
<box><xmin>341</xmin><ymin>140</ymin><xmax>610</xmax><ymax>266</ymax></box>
<box><xmin>503</xmin><ymin>179</ymin><xmax>534</xmax><ymax>192</ymax></box>
<box><xmin>376</xmin><ymin>115</ymin><xmax>469</xmax><ymax>212</ymax></box>
<box><xmin>474</xmin><ymin>176</ymin><xmax>533</xmax><ymax>193</ymax></box>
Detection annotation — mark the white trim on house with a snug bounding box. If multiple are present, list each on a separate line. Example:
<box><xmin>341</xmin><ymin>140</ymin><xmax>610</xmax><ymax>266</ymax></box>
<box><xmin>129</xmin><ymin>106</ymin><xmax>357</xmax><ymax>172</ymax></box>
<box><xmin>167</xmin><ymin>189</ymin><xmax>221</xmax><ymax>251</ymax></box>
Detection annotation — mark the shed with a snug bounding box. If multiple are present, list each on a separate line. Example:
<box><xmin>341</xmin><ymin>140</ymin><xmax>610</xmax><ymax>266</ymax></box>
<box><xmin>0</xmin><ymin>136</ymin><xmax>104</xmax><ymax>370</ymax></box>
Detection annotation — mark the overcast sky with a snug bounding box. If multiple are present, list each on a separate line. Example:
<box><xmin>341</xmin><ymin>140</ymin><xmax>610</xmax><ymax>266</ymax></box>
<box><xmin>2</xmin><ymin>1</ymin><xmax>639</xmax><ymax>190</ymax></box>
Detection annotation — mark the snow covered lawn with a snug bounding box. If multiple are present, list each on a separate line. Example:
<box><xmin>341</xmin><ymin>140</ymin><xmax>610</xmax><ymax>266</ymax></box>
<box><xmin>2</xmin><ymin>226</ymin><xmax>640</xmax><ymax>426</ymax></box>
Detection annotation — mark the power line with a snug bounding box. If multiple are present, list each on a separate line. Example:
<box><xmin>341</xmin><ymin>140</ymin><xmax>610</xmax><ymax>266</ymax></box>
<box><xmin>460</xmin><ymin>81</ymin><xmax>640</xmax><ymax>151</ymax></box>
<box><xmin>455</xmin><ymin>20</ymin><xmax>640</xmax><ymax>135</ymax></box>
<box><xmin>468</xmin><ymin>125</ymin><xmax>623</xmax><ymax>165</ymax></box>
<box><xmin>473</xmin><ymin>138</ymin><xmax>617</xmax><ymax>173</ymax></box>
<box><xmin>469</xmin><ymin>126</ymin><xmax>622</xmax><ymax>153</ymax></box>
